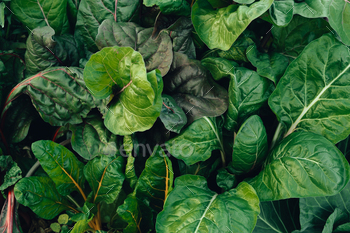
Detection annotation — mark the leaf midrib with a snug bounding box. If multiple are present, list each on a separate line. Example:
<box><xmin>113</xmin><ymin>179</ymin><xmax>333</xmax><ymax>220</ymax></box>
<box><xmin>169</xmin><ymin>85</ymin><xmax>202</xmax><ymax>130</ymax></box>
<box><xmin>194</xmin><ymin>193</ymin><xmax>218</xmax><ymax>233</ymax></box>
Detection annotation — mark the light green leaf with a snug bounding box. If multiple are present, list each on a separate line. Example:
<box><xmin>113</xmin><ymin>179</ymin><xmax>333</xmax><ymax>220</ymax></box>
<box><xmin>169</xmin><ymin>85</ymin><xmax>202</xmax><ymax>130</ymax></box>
<box><xmin>95</xmin><ymin>19</ymin><xmax>173</xmax><ymax>76</ymax></box>
<box><xmin>58</xmin><ymin>214</ymin><xmax>69</xmax><ymax>225</ymax></box>
<box><xmin>70</xmin><ymin>115</ymin><xmax>119</xmax><ymax>160</ymax></box>
<box><xmin>10</xmin><ymin>0</ymin><xmax>69</xmax><ymax>35</ymax></box>
<box><xmin>156</xmin><ymin>175</ymin><xmax>260</xmax><ymax>233</ymax></box>
<box><xmin>159</xmin><ymin>94</ymin><xmax>187</xmax><ymax>134</ymax></box>
<box><xmin>50</xmin><ymin>223</ymin><xmax>61</xmax><ymax>233</ymax></box>
<box><xmin>201</xmin><ymin>57</ymin><xmax>238</xmax><ymax>81</ymax></box>
<box><xmin>165</xmin><ymin>117</ymin><xmax>223</xmax><ymax>165</ymax></box>
<box><xmin>248</xmin><ymin>131</ymin><xmax>350</xmax><ymax>201</ymax></box>
<box><xmin>191</xmin><ymin>0</ymin><xmax>273</xmax><ymax>50</ymax></box>
<box><xmin>269</xmin><ymin>34</ymin><xmax>350</xmax><ymax>143</ymax></box>
<box><xmin>0</xmin><ymin>2</ymin><xmax>5</xmax><ymax>28</ymax></box>
<box><xmin>71</xmin><ymin>216</ymin><xmax>93</xmax><ymax>233</ymax></box>
<box><xmin>84</xmin><ymin>155</ymin><xmax>125</xmax><ymax>204</ymax></box>
<box><xmin>293</xmin><ymin>0</ymin><xmax>331</xmax><ymax>18</ymax></box>
<box><xmin>14</xmin><ymin>177</ymin><xmax>75</xmax><ymax>220</ymax></box>
<box><xmin>143</xmin><ymin>0</ymin><xmax>191</xmax><ymax>16</ymax></box>
<box><xmin>124</xmin><ymin>135</ymin><xmax>138</xmax><ymax>190</ymax></box>
<box><xmin>328</xmin><ymin>0</ymin><xmax>350</xmax><ymax>46</ymax></box>
<box><xmin>231</xmin><ymin>115</ymin><xmax>268</xmax><ymax>173</ymax></box>
<box><xmin>31</xmin><ymin>140</ymin><xmax>86</xmax><ymax>198</ymax></box>
<box><xmin>269</xmin><ymin>0</ymin><xmax>294</xmax><ymax>26</ymax></box>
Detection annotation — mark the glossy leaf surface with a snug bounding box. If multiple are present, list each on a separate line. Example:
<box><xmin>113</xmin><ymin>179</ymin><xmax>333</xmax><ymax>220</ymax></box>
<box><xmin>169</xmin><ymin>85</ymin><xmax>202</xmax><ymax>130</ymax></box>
<box><xmin>159</xmin><ymin>94</ymin><xmax>187</xmax><ymax>134</ymax></box>
<box><xmin>329</xmin><ymin>0</ymin><xmax>350</xmax><ymax>46</ymax></box>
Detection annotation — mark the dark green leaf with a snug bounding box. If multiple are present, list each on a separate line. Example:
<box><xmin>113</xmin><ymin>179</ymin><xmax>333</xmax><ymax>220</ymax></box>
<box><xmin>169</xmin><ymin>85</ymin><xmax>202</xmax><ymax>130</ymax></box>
<box><xmin>216</xmin><ymin>168</ymin><xmax>236</xmax><ymax>191</ymax></box>
<box><xmin>191</xmin><ymin>0</ymin><xmax>273</xmax><ymax>50</ymax></box>
<box><xmin>248</xmin><ymin>131</ymin><xmax>350</xmax><ymax>201</ymax></box>
<box><xmin>246</xmin><ymin>45</ymin><xmax>289</xmax><ymax>84</ymax></box>
<box><xmin>117</xmin><ymin>195</ymin><xmax>142</xmax><ymax>233</ymax></box>
<box><xmin>201</xmin><ymin>57</ymin><xmax>238</xmax><ymax>81</ymax></box>
<box><xmin>337</xmin><ymin>136</ymin><xmax>350</xmax><ymax>158</ymax></box>
<box><xmin>70</xmin><ymin>115</ymin><xmax>119</xmax><ymax>160</ymax></box>
<box><xmin>159</xmin><ymin>94</ymin><xmax>187</xmax><ymax>134</ymax></box>
<box><xmin>231</xmin><ymin>115</ymin><xmax>268</xmax><ymax>173</ymax></box>
<box><xmin>165</xmin><ymin>117</ymin><xmax>223</xmax><ymax>165</ymax></box>
<box><xmin>14</xmin><ymin>177</ymin><xmax>75</xmax><ymax>220</ymax></box>
<box><xmin>0</xmin><ymin>156</ymin><xmax>22</xmax><ymax>191</ymax></box>
<box><xmin>253</xmin><ymin>199</ymin><xmax>300</xmax><ymax>233</ymax></box>
<box><xmin>84</xmin><ymin>155</ymin><xmax>125</xmax><ymax>204</ymax></box>
<box><xmin>2</xmin><ymin>67</ymin><xmax>106</xmax><ymax>126</ymax></box>
<box><xmin>164</xmin><ymin>52</ymin><xmax>228</xmax><ymax>123</ymax></box>
<box><xmin>178</xmin><ymin>153</ymin><xmax>221</xmax><ymax>178</ymax></box>
<box><xmin>32</xmin><ymin>140</ymin><xmax>86</xmax><ymax>198</ymax></box>
<box><xmin>269</xmin><ymin>34</ymin><xmax>350</xmax><ymax>143</ymax></box>
<box><xmin>143</xmin><ymin>0</ymin><xmax>191</xmax><ymax>16</ymax></box>
<box><xmin>0</xmin><ymin>3</ymin><xmax>4</xmax><ymax>28</ymax></box>
<box><xmin>95</xmin><ymin>19</ymin><xmax>173</xmax><ymax>76</ymax></box>
<box><xmin>156</xmin><ymin>175</ymin><xmax>260</xmax><ymax>232</ymax></box>
<box><xmin>75</xmin><ymin>0</ymin><xmax>140</xmax><ymax>51</ymax></box>
<box><xmin>269</xmin><ymin>0</ymin><xmax>294</xmax><ymax>26</ymax></box>
<box><xmin>10</xmin><ymin>0</ymin><xmax>69</xmax><ymax>35</ymax></box>
<box><xmin>328</xmin><ymin>0</ymin><xmax>350</xmax><ymax>46</ymax></box>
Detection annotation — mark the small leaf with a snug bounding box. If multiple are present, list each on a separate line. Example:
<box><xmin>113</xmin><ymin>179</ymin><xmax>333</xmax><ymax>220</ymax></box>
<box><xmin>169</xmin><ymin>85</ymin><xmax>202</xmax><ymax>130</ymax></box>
<box><xmin>124</xmin><ymin>135</ymin><xmax>138</xmax><ymax>190</ymax></box>
<box><xmin>84</xmin><ymin>155</ymin><xmax>125</xmax><ymax>204</ymax></box>
<box><xmin>14</xmin><ymin>177</ymin><xmax>75</xmax><ymax>220</ymax></box>
<box><xmin>117</xmin><ymin>195</ymin><xmax>142</xmax><ymax>233</ymax></box>
<box><xmin>58</xmin><ymin>214</ymin><xmax>69</xmax><ymax>225</ymax></box>
<box><xmin>0</xmin><ymin>156</ymin><xmax>22</xmax><ymax>192</ymax></box>
<box><xmin>165</xmin><ymin>117</ymin><xmax>223</xmax><ymax>165</ymax></box>
<box><xmin>159</xmin><ymin>94</ymin><xmax>187</xmax><ymax>134</ymax></box>
<box><xmin>231</xmin><ymin>115</ymin><xmax>268</xmax><ymax>173</ymax></box>
<box><xmin>328</xmin><ymin>0</ymin><xmax>350</xmax><ymax>46</ymax></box>
<box><xmin>269</xmin><ymin>0</ymin><xmax>294</xmax><ymax>26</ymax></box>
<box><xmin>50</xmin><ymin>223</ymin><xmax>61</xmax><ymax>233</ymax></box>
<box><xmin>143</xmin><ymin>0</ymin><xmax>191</xmax><ymax>16</ymax></box>
<box><xmin>216</xmin><ymin>168</ymin><xmax>236</xmax><ymax>191</ymax></box>
<box><xmin>32</xmin><ymin>140</ymin><xmax>86</xmax><ymax>198</ymax></box>
<box><xmin>156</xmin><ymin>175</ymin><xmax>260</xmax><ymax>232</ymax></box>
<box><xmin>248</xmin><ymin>131</ymin><xmax>350</xmax><ymax>201</ymax></box>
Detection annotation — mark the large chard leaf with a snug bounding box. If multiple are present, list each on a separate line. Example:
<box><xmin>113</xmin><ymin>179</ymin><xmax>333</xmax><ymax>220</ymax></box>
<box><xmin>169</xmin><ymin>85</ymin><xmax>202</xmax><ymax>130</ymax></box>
<box><xmin>70</xmin><ymin>115</ymin><xmax>119</xmax><ymax>160</ymax></box>
<box><xmin>328</xmin><ymin>0</ymin><xmax>350</xmax><ymax>46</ymax></box>
<box><xmin>269</xmin><ymin>34</ymin><xmax>350</xmax><ymax>143</ymax></box>
<box><xmin>231</xmin><ymin>115</ymin><xmax>268</xmax><ymax>174</ymax></box>
<box><xmin>0</xmin><ymin>156</ymin><xmax>22</xmax><ymax>192</ymax></box>
<box><xmin>164</xmin><ymin>52</ymin><xmax>228</xmax><ymax>123</ymax></box>
<box><xmin>271</xmin><ymin>16</ymin><xmax>330</xmax><ymax>59</ymax></box>
<box><xmin>10</xmin><ymin>0</ymin><xmax>69</xmax><ymax>35</ymax></box>
<box><xmin>84</xmin><ymin>155</ymin><xmax>125</xmax><ymax>204</ymax></box>
<box><xmin>84</xmin><ymin>46</ymin><xmax>163</xmax><ymax>135</ymax></box>
<box><xmin>248</xmin><ymin>131</ymin><xmax>350</xmax><ymax>201</ymax></box>
<box><xmin>32</xmin><ymin>140</ymin><xmax>86</xmax><ymax>198</ymax></box>
<box><xmin>14</xmin><ymin>177</ymin><xmax>75</xmax><ymax>220</ymax></box>
<box><xmin>156</xmin><ymin>175</ymin><xmax>260</xmax><ymax>232</ymax></box>
<box><xmin>25</xmin><ymin>26</ymin><xmax>82</xmax><ymax>75</ymax></box>
<box><xmin>253</xmin><ymin>199</ymin><xmax>300</xmax><ymax>233</ymax></box>
<box><xmin>191</xmin><ymin>0</ymin><xmax>273</xmax><ymax>50</ymax></box>
<box><xmin>95</xmin><ymin>19</ymin><xmax>173</xmax><ymax>76</ymax></box>
<box><xmin>2</xmin><ymin>67</ymin><xmax>105</xmax><ymax>126</ymax></box>
<box><xmin>133</xmin><ymin>145</ymin><xmax>173</xmax><ymax>212</ymax></box>
<box><xmin>299</xmin><ymin>180</ymin><xmax>350</xmax><ymax>232</ymax></box>
<box><xmin>165</xmin><ymin>117</ymin><xmax>223</xmax><ymax>165</ymax></box>
<box><xmin>143</xmin><ymin>0</ymin><xmax>191</xmax><ymax>16</ymax></box>
<box><xmin>75</xmin><ymin>0</ymin><xmax>140</xmax><ymax>51</ymax></box>
<box><xmin>159</xmin><ymin>94</ymin><xmax>187</xmax><ymax>134</ymax></box>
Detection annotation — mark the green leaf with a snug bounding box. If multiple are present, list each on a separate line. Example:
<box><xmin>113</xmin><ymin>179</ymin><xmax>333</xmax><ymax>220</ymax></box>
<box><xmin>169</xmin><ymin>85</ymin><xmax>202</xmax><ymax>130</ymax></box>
<box><xmin>201</xmin><ymin>57</ymin><xmax>238</xmax><ymax>81</ymax></box>
<box><xmin>216</xmin><ymin>168</ymin><xmax>237</xmax><ymax>191</ymax></box>
<box><xmin>2</xmin><ymin>67</ymin><xmax>106</xmax><ymax>126</ymax></box>
<box><xmin>10</xmin><ymin>0</ymin><xmax>69</xmax><ymax>35</ymax></box>
<box><xmin>25</xmin><ymin>26</ymin><xmax>83</xmax><ymax>75</ymax></box>
<box><xmin>178</xmin><ymin>153</ymin><xmax>221</xmax><ymax>178</ymax></box>
<box><xmin>328</xmin><ymin>0</ymin><xmax>350</xmax><ymax>46</ymax></box>
<box><xmin>133</xmin><ymin>145</ymin><xmax>173</xmax><ymax>212</ymax></box>
<box><xmin>84</xmin><ymin>155</ymin><xmax>125</xmax><ymax>204</ymax></box>
<box><xmin>123</xmin><ymin>135</ymin><xmax>138</xmax><ymax>190</ymax></box>
<box><xmin>32</xmin><ymin>140</ymin><xmax>86</xmax><ymax>198</ymax></box>
<box><xmin>293</xmin><ymin>0</ymin><xmax>331</xmax><ymax>18</ymax></box>
<box><xmin>225</xmin><ymin>67</ymin><xmax>273</xmax><ymax>132</ymax></box>
<box><xmin>159</xmin><ymin>94</ymin><xmax>187</xmax><ymax>134</ymax></box>
<box><xmin>248</xmin><ymin>131</ymin><xmax>350</xmax><ymax>201</ymax></box>
<box><xmin>269</xmin><ymin>0</ymin><xmax>294</xmax><ymax>26</ymax></box>
<box><xmin>253</xmin><ymin>199</ymin><xmax>300</xmax><ymax>233</ymax></box>
<box><xmin>58</xmin><ymin>214</ymin><xmax>69</xmax><ymax>225</ymax></box>
<box><xmin>156</xmin><ymin>175</ymin><xmax>260</xmax><ymax>232</ymax></box>
<box><xmin>0</xmin><ymin>156</ymin><xmax>22</xmax><ymax>192</ymax></box>
<box><xmin>14</xmin><ymin>177</ymin><xmax>75</xmax><ymax>220</ymax></box>
<box><xmin>337</xmin><ymin>136</ymin><xmax>350</xmax><ymax>158</ymax></box>
<box><xmin>75</xmin><ymin>0</ymin><xmax>140</xmax><ymax>51</ymax></box>
<box><xmin>95</xmin><ymin>19</ymin><xmax>173</xmax><ymax>76</ymax></box>
<box><xmin>299</xmin><ymin>180</ymin><xmax>350</xmax><ymax>232</ymax></box>
<box><xmin>271</xmin><ymin>16</ymin><xmax>330</xmax><ymax>59</ymax></box>
<box><xmin>246</xmin><ymin>45</ymin><xmax>289</xmax><ymax>84</ymax></box>
<box><xmin>191</xmin><ymin>0</ymin><xmax>273</xmax><ymax>50</ymax></box>
<box><xmin>70</xmin><ymin>115</ymin><xmax>119</xmax><ymax>160</ymax></box>
<box><xmin>269</xmin><ymin>34</ymin><xmax>350</xmax><ymax>143</ymax></box>
<box><xmin>71</xmin><ymin>216</ymin><xmax>93</xmax><ymax>233</ymax></box>
<box><xmin>231</xmin><ymin>115</ymin><xmax>268</xmax><ymax>173</ymax></box>
<box><xmin>143</xmin><ymin>0</ymin><xmax>191</xmax><ymax>16</ymax></box>
<box><xmin>117</xmin><ymin>195</ymin><xmax>142</xmax><ymax>233</ymax></box>
<box><xmin>0</xmin><ymin>2</ymin><xmax>5</xmax><ymax>28</ymax></box>
<box><xmin>50</xmin><ymin>223</ymin><xmax>61</xmax><ymax>233</ymax></box>
<box><xmin>164</xmin><ymin>52</ymin><xmax>228</xmax><ymax>123</ymax></box>
<box><xmin>165</xmin><ymin>117</ymin><xmax>223</xmax><ymax>165</ymax></box>
<box><xmin>84</xmin><ymin>47</ymin><xmax>163</xmax><ymax>135</ymax></box>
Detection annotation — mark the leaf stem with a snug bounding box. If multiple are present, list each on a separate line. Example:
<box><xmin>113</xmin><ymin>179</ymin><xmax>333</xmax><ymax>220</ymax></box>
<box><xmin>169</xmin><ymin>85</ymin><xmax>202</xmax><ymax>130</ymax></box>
<box><xmin>25</xmin><ymin>160</ymin><xmax>41</xmax><ymax>177</ymax></box>
<box><xmin>270</xmin><ymin>122</ymin><xmax>283</xmax><ymax>150</ymax></box>
<box><xmin>66</xmin><ymin>195</ymin><xmax>81</xmax><ymax>209</ymax></box>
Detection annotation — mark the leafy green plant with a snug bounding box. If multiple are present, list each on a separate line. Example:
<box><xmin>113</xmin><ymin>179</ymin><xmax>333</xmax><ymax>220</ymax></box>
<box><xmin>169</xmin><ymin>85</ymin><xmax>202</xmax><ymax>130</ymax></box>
<box><xmin>0</xmin><ymin>0</ymin><xmax>350</xmax><ymax>232</ymax></box>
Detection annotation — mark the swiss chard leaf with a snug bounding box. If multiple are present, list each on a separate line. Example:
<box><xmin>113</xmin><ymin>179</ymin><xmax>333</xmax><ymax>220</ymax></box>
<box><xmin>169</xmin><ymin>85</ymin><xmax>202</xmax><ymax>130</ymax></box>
<box><xmin>123</xmin><ymin>135</ymin><xmax>138</xmax><ymax>190</ymax></box>
<box><xmin>156</xmin><ymin>175</ymin><xmax>260</xmax><ymax>232</ymax></box>
<box><xmin>95</xmin><ymin>19</ymin><xmax>173</xmax><ymax>76</ymax></box>
<box><xmin>159</xmin><ymin>94</ymin><xmax>187</xmax><ymax>134</ymax></box>
<box><xmin>165</xmin><ymin>117</ymin><xmax>223</xmax><ymax>165</ymax></box>
<box><xmin>143</xmin><ymin>0</ymin><xmax>191</xmax><ymax>16</ymax></box>
<box><xmin>328</xmin><ymin>0</ymin><xmax>350</xmax><ymax>46</ymax></box>
<box><xmin>191</xmin><ymin>0</ymin><xmax>273</xmax><ymax>50</ymax></box>
<box><xmin>31</xmin><ymin>140</ymin><xmax>86</xmax><ymax>198</ymax></box>
<box><xmin>248</xmin><ymin>131</ymin><xmax>350</xmax><ymax>201</ymax></box>
<box><xmin>269</xmin><ymin>34</ymin><xmax>350</xmax><ymax>143</ymax></box>
<box><xmin>116</xmin><ymin>195</ymin><xmax>142</xmax><ymax>233</ymax></box>
<box><xmin>0</xmin><ymin>156</ymin><xmax>22</xmax><ymax>192</ymax></box>
<box><xmin>14</xmin><ymin>177</ymin><xmax>75</xmax><ymax>220</ymax></box>
<box><xmin>69</xmin><ymin>115</ymin><xmax>119</xmax><ymax>160</ymax></box>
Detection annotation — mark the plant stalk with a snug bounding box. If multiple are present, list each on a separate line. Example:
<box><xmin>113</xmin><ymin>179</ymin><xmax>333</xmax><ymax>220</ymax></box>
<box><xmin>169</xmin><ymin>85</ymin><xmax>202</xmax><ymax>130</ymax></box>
<box><xmin>270</xmin><ymin>122</ymin><xmax>283</xmax><ymax>150</ymax></box>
